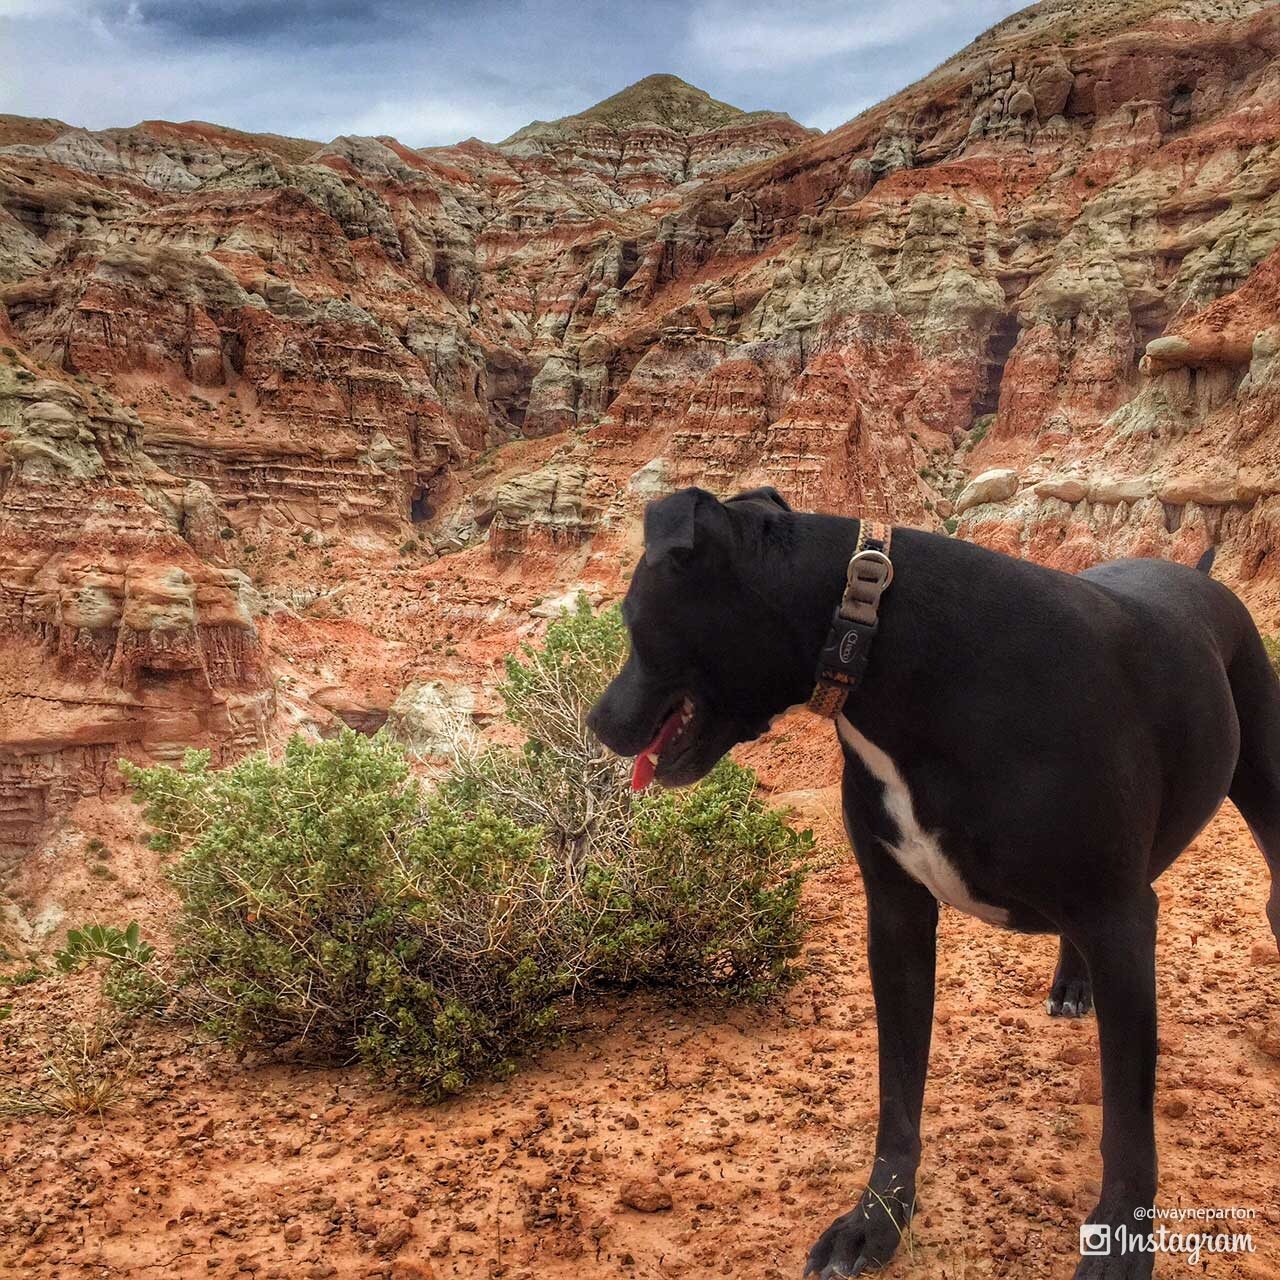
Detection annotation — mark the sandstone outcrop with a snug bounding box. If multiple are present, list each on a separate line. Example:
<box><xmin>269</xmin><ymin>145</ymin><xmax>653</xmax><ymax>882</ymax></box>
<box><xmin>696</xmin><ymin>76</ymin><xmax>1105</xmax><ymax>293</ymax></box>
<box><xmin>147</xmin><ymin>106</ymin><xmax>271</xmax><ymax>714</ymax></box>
<box><xmin>0</xmin><ymin>351</ymin><xmax>273</xmax><ymax>847</ymax></box>
<box><xmin>956</xmin><ymin>469</ymin><xmax>1020</xmax><ymax>513</ymax></box>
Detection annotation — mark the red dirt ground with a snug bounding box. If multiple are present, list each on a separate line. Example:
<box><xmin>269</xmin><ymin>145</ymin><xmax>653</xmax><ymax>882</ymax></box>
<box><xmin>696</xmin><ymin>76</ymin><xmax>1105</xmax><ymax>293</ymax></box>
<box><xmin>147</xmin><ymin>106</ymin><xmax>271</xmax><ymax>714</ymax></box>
<box><xmin>2</xmin><ymin>794</ymin><xmax>1279</xmax><ymax>1280</ymax></box>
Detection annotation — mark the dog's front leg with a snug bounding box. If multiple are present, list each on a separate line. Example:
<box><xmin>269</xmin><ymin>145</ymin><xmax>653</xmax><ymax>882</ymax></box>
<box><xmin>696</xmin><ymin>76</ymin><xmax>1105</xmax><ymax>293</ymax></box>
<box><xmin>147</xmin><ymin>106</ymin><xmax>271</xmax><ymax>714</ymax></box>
<box><xmin>805</xmin><ymin>853</ymin><xmax>938</xmax><ymax>1278</ymax></box>
<box><xmin>1069</xmin><ymin>890</ymin><xmax>1159</xmax><ymax>1280</ymax></box>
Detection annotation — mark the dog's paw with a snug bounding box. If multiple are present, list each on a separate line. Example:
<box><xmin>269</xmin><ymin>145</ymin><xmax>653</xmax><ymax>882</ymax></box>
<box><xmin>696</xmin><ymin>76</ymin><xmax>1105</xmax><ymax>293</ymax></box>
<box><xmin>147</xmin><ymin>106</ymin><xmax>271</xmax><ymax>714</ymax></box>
<box><xmin>803</xmin><ymin>1188</ymin><xmax>913</xmax><ymax>1278</ymax></box>
<box><xmin>1046</xmin><ymin>973</ymin><xmax>1093</xmax><ymax>1018</ymax></box>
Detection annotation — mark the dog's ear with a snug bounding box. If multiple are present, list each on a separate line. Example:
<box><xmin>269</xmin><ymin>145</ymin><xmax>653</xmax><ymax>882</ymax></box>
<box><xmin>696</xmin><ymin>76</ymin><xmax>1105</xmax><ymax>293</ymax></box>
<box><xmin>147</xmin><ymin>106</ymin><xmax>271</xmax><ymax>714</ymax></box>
<box><xmin>726</xmin><ymin>485</ymin><xmax>792</xmax><ymax>512</ymax></box>
<box><xmin>643</xmin><ymin>487</ymin><xmax>730</xmax><ymax>568</ymax></box>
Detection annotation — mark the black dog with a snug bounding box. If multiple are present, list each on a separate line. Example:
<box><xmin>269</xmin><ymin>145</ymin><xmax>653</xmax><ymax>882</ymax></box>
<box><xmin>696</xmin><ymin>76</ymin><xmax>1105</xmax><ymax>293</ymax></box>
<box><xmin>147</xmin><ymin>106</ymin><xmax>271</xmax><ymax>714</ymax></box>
<box><xmin>587</xmin><ymin>486</ymin><xmax>1280</xmax><ymax>1280</ymax></box>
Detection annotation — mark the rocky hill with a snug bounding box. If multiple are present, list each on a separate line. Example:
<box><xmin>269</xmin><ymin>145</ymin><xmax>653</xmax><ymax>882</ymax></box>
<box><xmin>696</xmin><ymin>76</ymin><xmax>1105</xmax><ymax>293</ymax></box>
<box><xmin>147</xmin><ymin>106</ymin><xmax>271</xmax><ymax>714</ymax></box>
<box><xmin>2</xmin><ymin>0</ymin><xmax>1280</xmax><ymax>893</ymax></box>
<box><xmin>497</xmin><ymin>73</ymin><xmax>816</xmax><ymax>206</ymax></box>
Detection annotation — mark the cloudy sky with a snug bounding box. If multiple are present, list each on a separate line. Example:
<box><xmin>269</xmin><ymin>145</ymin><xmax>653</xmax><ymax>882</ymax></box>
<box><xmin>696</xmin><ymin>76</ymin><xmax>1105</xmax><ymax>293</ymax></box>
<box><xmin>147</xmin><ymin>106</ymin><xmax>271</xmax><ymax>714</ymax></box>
<box><xmin>0</xmin><ymin>0</ymin><xmax>1027</xmax><ymax>145</ymax></box>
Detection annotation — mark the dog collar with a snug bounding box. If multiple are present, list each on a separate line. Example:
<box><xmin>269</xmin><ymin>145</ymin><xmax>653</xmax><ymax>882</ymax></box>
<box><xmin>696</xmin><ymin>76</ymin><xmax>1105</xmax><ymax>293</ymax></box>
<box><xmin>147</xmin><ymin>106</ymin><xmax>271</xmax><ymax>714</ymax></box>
<box><xmin>806</xmin><ymin>520</ymin><xmax>894</xmax><ymax>718</ymax></box>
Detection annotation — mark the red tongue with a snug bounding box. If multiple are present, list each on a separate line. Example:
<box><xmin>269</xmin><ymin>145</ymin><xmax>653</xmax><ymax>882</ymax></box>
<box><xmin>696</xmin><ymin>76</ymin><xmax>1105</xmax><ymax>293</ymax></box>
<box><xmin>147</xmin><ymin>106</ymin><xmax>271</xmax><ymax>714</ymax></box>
<box><xmin>631</xmin><ymin>707</ymin><xmax>685</xmax><ymax>792</ymax></box>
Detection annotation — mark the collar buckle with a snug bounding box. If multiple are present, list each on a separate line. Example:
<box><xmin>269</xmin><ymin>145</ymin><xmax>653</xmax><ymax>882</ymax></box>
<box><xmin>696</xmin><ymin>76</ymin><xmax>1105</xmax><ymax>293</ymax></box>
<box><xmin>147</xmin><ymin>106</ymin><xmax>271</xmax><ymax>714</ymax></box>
<box><xmin>807</xmin><ymin>521</ymin><xmax>894</xmax><ymax>719</ymax></box>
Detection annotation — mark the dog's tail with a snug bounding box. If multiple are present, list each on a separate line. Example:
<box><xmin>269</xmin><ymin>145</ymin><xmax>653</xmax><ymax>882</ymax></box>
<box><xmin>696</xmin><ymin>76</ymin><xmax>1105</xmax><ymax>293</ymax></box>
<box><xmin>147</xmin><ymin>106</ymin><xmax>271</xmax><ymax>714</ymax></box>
<box><xmin>1196</xmin><ymin>547</ymin><xmax>1216</xmax><ymax>575</ymax></box>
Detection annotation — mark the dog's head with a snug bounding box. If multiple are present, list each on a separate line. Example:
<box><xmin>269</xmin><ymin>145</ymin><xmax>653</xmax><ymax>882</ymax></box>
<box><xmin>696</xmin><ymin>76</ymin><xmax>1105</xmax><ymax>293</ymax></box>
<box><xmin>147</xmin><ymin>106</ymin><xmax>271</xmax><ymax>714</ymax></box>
<box><xmin>587</xmin><ymin>485</ymin><xmax>817</xmax><ymax>790</ymax></box>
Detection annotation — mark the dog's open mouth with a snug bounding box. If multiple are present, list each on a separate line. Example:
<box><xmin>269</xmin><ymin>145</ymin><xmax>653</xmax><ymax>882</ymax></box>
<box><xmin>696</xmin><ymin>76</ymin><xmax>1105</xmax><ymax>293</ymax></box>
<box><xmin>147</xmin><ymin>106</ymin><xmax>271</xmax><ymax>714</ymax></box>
<box><xmin>630</xmin><ymin>695</ymin><xmax>696</xmax><ymax>792</ymax></box>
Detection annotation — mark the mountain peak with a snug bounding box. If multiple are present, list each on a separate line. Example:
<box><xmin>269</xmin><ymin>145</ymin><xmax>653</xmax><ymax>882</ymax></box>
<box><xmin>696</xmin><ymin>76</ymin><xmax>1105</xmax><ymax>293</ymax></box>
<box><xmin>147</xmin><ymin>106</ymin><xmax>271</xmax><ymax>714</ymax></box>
<box><xmin>502</xmin><ymin>74</ymin><xmax>804</xmax><ymax>145</ymax></box>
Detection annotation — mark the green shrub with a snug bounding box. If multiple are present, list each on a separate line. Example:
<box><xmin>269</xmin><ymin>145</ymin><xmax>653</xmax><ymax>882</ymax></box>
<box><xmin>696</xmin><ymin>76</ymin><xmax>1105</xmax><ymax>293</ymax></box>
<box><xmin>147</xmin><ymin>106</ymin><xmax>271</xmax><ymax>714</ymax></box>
<box><xmin>968</xmin><ymin>414</ymin><xmax>994</xmax><ymax>447</ymax></box>
<box><xmin>121</xmin><ymin>601</ymin><xmax>810</xmax><ymax>1097</ymax></box>
<box><xmin>1263</xmin><ymin>635</ymin><xmax>1280</xmax><ymax>678</ymax></box>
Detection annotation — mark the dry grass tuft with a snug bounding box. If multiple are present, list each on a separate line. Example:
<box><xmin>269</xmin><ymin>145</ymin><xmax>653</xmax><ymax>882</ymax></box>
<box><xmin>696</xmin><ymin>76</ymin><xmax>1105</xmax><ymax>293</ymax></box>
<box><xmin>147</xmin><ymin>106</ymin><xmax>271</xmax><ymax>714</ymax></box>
<box><xmin>0</xmin><ymin>1022</ymin><xmax>133</xmax><ymax>1117</ymax></box>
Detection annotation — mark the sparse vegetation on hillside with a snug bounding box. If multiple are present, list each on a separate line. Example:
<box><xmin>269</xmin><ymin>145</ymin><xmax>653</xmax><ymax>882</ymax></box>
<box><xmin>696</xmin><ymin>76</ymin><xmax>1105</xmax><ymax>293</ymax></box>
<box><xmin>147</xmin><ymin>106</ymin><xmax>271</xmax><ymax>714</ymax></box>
<box><xmin>112</xmin><ymin>600</ymin><xmax>811</xmax><ymax>1098</ymax></box>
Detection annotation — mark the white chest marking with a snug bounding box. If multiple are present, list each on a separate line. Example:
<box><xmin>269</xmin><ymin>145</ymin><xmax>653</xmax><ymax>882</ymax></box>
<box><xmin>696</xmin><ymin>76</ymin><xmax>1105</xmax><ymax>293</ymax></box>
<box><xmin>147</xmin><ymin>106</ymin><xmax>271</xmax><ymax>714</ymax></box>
<box><xmin>836</xmin><ymin>715</ymin><xmax>1010</xmax><ymax>926</ymax></box>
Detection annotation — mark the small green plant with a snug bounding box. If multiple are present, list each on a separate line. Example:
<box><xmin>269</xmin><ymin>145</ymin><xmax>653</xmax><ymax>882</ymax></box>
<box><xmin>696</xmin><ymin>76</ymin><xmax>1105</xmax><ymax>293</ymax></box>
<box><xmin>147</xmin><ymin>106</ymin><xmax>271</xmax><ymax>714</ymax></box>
<box><xmin>968</xmin><ymin>414</ymin><xmax>994</xmax><ymax>447</ymax></box>
<box><xmin>55</xmin><ymin>922</ymin><xmax>164</xmax><ymax>1015</ymax></box>
<box><xmin>55</xmin><ymin>922</ymin><xmax>156</xmax><ymax>972</ymax></box>
<box><xmin>1</xmin><ymin>965</ymin><xmax>43</xmax><ymax>988</ymax></box>
<box><xmin>1264</xmin><ymin>635</ymin><xmax>1280</xmax><ymax>678</ymax></box>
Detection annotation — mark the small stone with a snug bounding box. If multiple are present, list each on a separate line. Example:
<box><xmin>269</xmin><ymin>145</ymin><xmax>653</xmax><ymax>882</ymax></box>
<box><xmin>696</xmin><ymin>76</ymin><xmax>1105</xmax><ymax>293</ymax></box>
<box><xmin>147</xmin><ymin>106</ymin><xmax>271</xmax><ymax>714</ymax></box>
<box><xmin>375</xmin><ymin>1221</ymin><xmax>414</xmax><ymax>1255</ymax></box>
<box><xmin>283</xmin><ymin>1224</ymin><xmax>303</xmax><ymax>1244</ymax></box>
<box><xmin>1161</xmin><ymin>1093</ymin><xmax>1189</xmax><ymax>1120</ymax></box>
<box><xmin>619</xmin><ymin>1177</ymin><xmax>673</xmax><ymax>1213</ymax></box>
<box><xmin>389</xmin><ymin>1264</ymin><xmax>437</xmax><ymax>1280</ymax></box>
<box><xmin>1076</xmin><ymin>1063</ymin><xmax>1103</xmax><ymax>1106</ymax></box>
<box><xmin>1253</xmin><ymin>1020</ymin><xmax>1280</xmax><ymax>1061</ymax></box>
<box><xmin>1249</xmin><ymin>941</ymin><xmax>1279</xmax><ymax>967</ymax></box>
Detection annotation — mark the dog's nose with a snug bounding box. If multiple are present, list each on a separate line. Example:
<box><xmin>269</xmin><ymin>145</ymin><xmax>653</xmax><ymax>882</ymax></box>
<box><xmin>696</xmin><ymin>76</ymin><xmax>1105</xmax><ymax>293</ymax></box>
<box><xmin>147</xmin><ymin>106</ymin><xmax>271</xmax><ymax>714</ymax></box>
<box><xmin>586</xmin><ymin>692</ymin><xmax>618</xmax><ymax>747</ymax></box>
<box><xmin>587</xmin><ymin>684</ymin><xmax>629</xmax><ymax>753</ymax></box>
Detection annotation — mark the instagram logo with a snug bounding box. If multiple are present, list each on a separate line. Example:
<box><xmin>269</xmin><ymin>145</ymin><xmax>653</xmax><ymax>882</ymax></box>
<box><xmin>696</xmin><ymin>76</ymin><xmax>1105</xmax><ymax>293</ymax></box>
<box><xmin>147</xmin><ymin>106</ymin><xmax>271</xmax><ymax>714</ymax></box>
<box><xmin>1079</xmin><ymin>1224</ymin><xmax>1113</xmax><ymax>1257</ymax></box>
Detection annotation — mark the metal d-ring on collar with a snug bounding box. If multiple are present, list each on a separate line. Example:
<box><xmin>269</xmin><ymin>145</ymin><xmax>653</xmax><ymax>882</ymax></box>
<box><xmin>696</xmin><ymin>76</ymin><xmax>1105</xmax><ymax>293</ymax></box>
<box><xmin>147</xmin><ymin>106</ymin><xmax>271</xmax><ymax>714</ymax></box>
<box><xmin>806</xmin><ymin>520</ymin><xmax>894</xmax><ymax>719</ymax></box>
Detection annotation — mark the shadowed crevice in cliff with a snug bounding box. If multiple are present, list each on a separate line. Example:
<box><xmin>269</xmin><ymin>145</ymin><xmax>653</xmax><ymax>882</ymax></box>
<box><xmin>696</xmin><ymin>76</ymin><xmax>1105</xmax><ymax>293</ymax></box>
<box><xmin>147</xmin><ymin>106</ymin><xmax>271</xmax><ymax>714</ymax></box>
<box><xmin>975</xmin><ymin>312</ymin><xmax>1021</xmax><ymax>419</ymax></box>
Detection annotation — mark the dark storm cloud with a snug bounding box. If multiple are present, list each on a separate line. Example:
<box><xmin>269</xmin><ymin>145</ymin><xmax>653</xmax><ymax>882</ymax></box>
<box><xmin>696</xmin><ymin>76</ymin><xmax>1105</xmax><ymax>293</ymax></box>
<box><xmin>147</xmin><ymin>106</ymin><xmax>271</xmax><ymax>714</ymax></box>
<box><xmin>98</xmin><ymin>0</ymin><xmax>487</xmax><ymax>47</ymax></box>
<box><xmin>0</xmin><ymin>0</ymin><xmax>1028</xmax><ymax>146</ymax></box>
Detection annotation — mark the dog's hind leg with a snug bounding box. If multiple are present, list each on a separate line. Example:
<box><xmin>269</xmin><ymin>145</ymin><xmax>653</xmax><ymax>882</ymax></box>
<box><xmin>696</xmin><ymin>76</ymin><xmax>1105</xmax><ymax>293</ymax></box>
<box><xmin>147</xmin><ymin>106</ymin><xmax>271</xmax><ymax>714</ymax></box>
<box><xmin>1047</xmin><ymin>937</ymin><xmax>1093</xmax><ymax>1018</ymax></box>
<box><xmin>1066</xmin><ymin>888</ymin><xmax>1159</xmax><ymax>1280</ymax></box>
<box><xmin>1227</xmin><ymin>627</ymin><xmax>1280</xmax><ymax>952</ymax></box>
